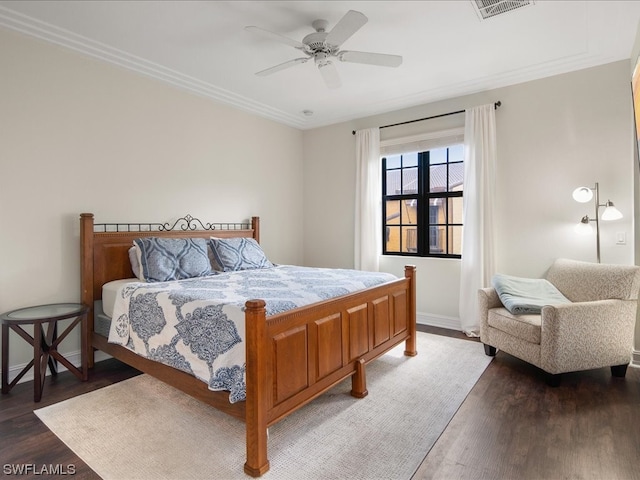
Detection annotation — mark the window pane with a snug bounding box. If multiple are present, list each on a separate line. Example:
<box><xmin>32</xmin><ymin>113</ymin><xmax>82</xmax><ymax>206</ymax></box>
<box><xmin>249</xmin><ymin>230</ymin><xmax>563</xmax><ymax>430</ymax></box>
<box><xmin>386</xmin><ymin>169</ymin><xmax>401</xmax><ymax>195</ymax></box>
<box><xmin>385</xmin><ymin>200</ymin><xmax>401</xmax><ymax>224</ymax></box>
<box><xmin>402</xmin><ymin>167</ymin><xmax>418</xmax><ymax>194</ymax></box>
<box><xmin>449</xmin><ymin>226</ymin><xmax>463</xmax><ymax>255</ymax></box>
<box><xmin>386</xmin><ymin>155</ymin><xmax>401</xmax><ymax>169</ymax></box>
<box><xmin>403</xmin><ymin>199</ymin><xmax>418</xmax><ymax>225</ymax></box>
<box><xmin>448</xmin><ymin>197</ymin><xmax>463</xmax><ymax>224</ymax></box>
<box><xmin>429</xmin><ymin>226</ymin><xmax>445</xmax><ymax>254</ymax></box>
<box><xmin>386</xmin><ymin>226</ymin><xmax>400</xmax><ymax>252</ymax></box>
<box><xmin>402</xmin><ymin>226</ymin><xmax>418</xmax><ymax>253</ymax></box>
<box><xmin>429</xmin><ymin>148</ymin><xmax>447</xmax><ymax>164</ymax></box>
<box><xmin>449</xmin><ymin>163</ymin><xmax>464</xmax><ymax>192</ymax></box>
<box><xmin>403</xmin><ymin>151</ymin><xmax>418</xmax><ymax>167</ymax></box>
<box><xmin>429</xmin><ymin>165</ymin><xmax>446</xmax><ymax>193</ymax></box>
<box><xmin>449</xmin><ymin>144</ymin><xmax>464</xmax><ymax>162</ymax></box>
<box><xmin>429</xmin><ymin>198</ymin><xmax>443</xmax><ymax>223</ymax></box>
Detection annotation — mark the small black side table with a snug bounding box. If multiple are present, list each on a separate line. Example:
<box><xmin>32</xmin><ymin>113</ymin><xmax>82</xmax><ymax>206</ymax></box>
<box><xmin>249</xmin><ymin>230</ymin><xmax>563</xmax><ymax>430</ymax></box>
<box><xmin>1</xmin><ymin>303</ymin><xmax>89</xmax><ymax>402</ymax></box>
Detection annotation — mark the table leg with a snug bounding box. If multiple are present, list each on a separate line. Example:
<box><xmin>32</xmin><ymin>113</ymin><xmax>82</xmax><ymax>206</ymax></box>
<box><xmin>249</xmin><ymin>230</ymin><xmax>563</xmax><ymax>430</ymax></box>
<box><xmin>1</xmin><ymin>324</ymin><xmax>8</xmax><ymax>394</ymax></box>
<box><xmin>45</xmin><ymin>321</ymin><xmax>58</xmax><ymax>376</ymax></box>
<box><xmin>80</xmin><ymin>312</ymin><xmax>88</xmax><ymax>381</ymax></box>
<box><xmin>33</xmin><ymin>321</ymin><xmax>44</xmax><ymax>402</ymax></box>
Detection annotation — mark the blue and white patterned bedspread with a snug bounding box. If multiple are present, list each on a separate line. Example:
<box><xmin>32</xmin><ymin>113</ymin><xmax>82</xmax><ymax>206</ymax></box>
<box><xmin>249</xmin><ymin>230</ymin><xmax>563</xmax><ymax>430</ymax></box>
<box><xmin>108</xmin><ymin>266</ymin><xmax>397</xmax><ymax>403</ymax></box>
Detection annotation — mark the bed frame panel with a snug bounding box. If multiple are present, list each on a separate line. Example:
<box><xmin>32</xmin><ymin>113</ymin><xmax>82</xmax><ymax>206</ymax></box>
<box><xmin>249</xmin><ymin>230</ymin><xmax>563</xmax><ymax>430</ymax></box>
<box><xmin>80</xmin><ymin>213</ymin><xmax>416</xmax><ymax>477</ymax></box>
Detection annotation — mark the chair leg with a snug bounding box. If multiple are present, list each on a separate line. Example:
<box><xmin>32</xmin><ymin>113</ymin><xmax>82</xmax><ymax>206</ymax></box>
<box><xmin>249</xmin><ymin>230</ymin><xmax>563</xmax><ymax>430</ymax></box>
<box><xmin>546</xmin><ymin>373</ymin><xmax>561</xmax><ymax>387</ymax></box>
<box><xmin>611</xmin><ymin>364</ymin><xmax>628</xmax><ymax>378</ymax></box>
<box><xmin>483</xmin><ymin>344</ymin><xmax>497</xmax><ymax>356</ymax></box>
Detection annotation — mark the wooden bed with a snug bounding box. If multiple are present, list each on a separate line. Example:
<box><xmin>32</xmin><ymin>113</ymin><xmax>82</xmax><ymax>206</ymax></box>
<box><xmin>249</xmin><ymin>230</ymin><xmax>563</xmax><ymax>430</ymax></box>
<box><xmin>80</xmin><ymin>213</ymin><xmax>417</xmax><ymax>477</ymax></box>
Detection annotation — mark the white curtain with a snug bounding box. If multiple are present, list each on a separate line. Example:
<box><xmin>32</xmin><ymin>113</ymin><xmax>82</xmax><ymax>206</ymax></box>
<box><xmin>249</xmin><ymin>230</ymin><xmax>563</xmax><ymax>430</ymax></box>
<box><xmin>459</xmin><ymin>104</ymin><xmax>497</xmax><ymax>336</ymax></box>
<box><xmin>354</xmin><ymin>128</ymin><xmax>381</xmax><ymax>271</ymax></box>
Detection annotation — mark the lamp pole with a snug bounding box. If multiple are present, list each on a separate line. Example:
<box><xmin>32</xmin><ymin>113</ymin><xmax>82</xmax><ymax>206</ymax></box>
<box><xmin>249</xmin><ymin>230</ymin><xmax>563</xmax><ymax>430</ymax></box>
<box><xmin>594</xmin><ymin>182</ymin><xmax>600</xmax><ymax>264</ymax></box>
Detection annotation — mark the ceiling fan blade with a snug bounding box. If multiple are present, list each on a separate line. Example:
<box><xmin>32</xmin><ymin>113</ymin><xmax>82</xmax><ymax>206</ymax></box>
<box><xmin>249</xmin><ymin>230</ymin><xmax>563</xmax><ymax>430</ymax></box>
<box><xmin>339</xmin><ymin>50</ymin><xmax>403</xmax><ymax>67</ymax></box>
<box><xmin>255</xmin><ymin>57</ymin><xmax>309</xmax><ymax>76</ymax></box>
<box><xmin>245</xmin><ymin>26</ymin><xmax>305</xmax><ymax>50</ymax></box>
<box><xmin>318</xmin><ymin>61</ymin><xmax>341</xmax><ymax>89</ymax></box>
<box><xmin>325</xmin><ymin>10</ymin><xmax>367</xmax><ymax>46</ymax></box>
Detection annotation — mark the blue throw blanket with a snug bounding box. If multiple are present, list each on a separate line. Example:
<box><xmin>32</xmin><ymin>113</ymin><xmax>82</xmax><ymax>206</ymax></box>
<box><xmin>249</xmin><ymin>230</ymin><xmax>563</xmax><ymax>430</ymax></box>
<box><xmin>492</xmin><ymin>273</ymin><xmax>571</xmax><ymax>314</ymax></box>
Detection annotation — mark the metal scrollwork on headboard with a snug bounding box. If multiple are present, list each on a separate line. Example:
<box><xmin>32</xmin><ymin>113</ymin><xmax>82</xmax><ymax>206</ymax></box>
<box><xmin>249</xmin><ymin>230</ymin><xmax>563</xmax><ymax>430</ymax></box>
<box><xmin>93</xmin><ymin>214</ymin><xmax>251</xmax><ymax>233</ymax></box>
<box><xmin>160</xmin><ymin>214</ymin><xmax>215</xmax><ymax>231</ymax></box>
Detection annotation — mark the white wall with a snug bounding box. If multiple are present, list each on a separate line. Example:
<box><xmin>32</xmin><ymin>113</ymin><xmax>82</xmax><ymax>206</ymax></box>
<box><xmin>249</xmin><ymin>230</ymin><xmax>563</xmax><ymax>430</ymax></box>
<box><xmin>303</xmin><ymin>61</ymin><xmax>636</xmax><ymax>330</ymax></box>
<box><xmin>0</xmin><ymin>28</ymin><xmax>304</xmax><ymax>370</ymax></box>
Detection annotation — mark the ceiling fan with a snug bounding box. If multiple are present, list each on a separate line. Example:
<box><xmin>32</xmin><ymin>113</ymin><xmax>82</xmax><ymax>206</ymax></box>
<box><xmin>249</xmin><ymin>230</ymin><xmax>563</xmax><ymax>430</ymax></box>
<box><xmin>245</xmin><ymin>10</ymin><xmax>403</xmax><ymax>89</ymax></box>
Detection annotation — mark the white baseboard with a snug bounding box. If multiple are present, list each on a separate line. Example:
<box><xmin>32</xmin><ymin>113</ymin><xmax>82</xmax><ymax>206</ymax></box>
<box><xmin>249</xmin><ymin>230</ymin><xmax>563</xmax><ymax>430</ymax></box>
<box><xmin>6</xmin><ymin>349</ymin><xmax>112</xmax><ymax>385</ymax></box>
<box><xmin>632</xmin><ymin>349</ymin><xmax>640</xmax><ymax>368</ymax></box>
<box><xmin>417</xmin><ymin>312</ymin><xmax>461</xmax><ymax>332</ymax></box>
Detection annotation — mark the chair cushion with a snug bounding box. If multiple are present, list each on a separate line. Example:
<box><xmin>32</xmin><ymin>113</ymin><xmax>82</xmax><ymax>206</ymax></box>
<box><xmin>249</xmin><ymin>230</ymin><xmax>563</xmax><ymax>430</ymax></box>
<box><xmin>487</xmin><ymin>308</ymin><xmax>541</xmax><ymax>344</ymax></box>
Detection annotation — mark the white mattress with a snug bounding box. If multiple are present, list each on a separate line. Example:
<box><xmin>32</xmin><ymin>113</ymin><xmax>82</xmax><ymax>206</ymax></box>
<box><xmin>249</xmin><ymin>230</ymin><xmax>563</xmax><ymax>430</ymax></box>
<box><xmin>102</xmin><ymin>278</ymin><xmax>139</xmax><ymax>318</ymax></box>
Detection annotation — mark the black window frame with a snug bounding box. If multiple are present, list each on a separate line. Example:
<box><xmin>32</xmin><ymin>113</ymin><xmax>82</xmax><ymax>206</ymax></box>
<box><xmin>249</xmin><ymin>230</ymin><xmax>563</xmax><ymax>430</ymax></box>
<box><xmin>382</xmin><ymin>146</ymin><xmax>464</xmax><ymax>259</ymax></box>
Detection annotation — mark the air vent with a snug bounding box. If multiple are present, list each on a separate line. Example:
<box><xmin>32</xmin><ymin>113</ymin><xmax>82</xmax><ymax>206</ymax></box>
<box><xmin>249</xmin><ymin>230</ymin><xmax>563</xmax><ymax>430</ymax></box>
<box><xmin>472</xmin><ymin>0</ymin><xmax>534</xmax><ymax>20</ymax></box>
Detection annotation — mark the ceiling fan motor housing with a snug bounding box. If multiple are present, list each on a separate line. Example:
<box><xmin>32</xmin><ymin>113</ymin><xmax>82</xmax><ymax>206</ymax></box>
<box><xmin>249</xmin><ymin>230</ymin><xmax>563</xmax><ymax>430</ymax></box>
<box><xmin>303</xmin><ymin>32</ymin><xmax>338</xmax><ymax>55</ymax></box>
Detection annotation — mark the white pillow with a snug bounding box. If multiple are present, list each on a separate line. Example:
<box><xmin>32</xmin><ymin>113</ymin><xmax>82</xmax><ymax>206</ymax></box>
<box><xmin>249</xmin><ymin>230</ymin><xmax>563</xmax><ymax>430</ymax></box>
<box><xmin>128</xmin><ymin>246</ymin><xmax>143</xmax><ymax>281</ymax></box>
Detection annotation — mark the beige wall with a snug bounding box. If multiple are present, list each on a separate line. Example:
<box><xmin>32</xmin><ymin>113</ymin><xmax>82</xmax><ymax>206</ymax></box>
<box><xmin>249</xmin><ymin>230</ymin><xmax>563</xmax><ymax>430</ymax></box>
<box><xmin>303</xmin><ymin>61</ymin><xmax>636</xmax><ymax>331</ymax></box>
<box><xmin>0</xmin><ymin>28</ymin><xmax>304</xmax><ymax>370</ymax></box>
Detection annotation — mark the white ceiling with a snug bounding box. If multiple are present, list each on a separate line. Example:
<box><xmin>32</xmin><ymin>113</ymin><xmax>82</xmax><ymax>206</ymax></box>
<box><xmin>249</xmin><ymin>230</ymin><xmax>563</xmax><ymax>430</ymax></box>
<box><xmin>1</xmin><ymin>1</ymin><xmax>640</xmax><ymax>130</ymax></box>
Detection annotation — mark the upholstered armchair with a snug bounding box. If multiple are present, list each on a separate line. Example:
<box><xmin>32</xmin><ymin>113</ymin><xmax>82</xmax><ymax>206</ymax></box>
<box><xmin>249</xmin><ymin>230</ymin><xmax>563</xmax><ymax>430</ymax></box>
<box><xmin>479</xmin><ymin>258</ymin><xmax>640</xmax><ymax>385</ymax></box>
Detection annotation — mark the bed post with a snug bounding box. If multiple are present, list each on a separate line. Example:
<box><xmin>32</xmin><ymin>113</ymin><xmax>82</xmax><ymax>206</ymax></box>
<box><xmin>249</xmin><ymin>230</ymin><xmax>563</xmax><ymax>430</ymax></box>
<box><xmin>80</xmin><ymin>213</ymin><xmax>95</xmax><ymax>368</ymax></box>
<box><xmin>251</xmin><ymin>216</ymin><xmax>260</xmax><ymax>244</ymax></box>
<box><xmin>404</xmin><ymin>265</ymin><xmax>417</xmax><ymax>357</ymax></box>
<box><xmin>244</xmin><ymin>299</ymin><xmax>270</xmax><ymax>477</ymax></box>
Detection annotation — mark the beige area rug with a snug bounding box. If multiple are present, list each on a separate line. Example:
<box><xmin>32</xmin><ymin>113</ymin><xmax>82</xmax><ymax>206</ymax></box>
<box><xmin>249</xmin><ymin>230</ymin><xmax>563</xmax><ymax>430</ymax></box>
<box><xmin>35</xmin><ymin>332</ymin><xmax>492</xmax><ymax>480</ymax></box>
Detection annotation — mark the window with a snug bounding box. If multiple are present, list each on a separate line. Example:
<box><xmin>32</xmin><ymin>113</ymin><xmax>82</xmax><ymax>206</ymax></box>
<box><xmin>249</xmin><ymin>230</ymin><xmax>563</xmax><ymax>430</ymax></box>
<box><xmin>382</xmin><ymin>144</ymin><xmax>464</xmax><ymax>258</ymax></box>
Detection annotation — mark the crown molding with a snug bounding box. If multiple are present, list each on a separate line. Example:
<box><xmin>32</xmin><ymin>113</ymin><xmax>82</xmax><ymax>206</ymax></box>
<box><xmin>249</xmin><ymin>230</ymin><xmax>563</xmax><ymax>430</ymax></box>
<box><xmin>0</xmin><ymin>5</ymin><xmax>307</xmax><ymax>129</ymax></box>
<box><xmin>0</xmin><ymin>5</ymin><xmax>627</xmax><ymax>132</ymax></box>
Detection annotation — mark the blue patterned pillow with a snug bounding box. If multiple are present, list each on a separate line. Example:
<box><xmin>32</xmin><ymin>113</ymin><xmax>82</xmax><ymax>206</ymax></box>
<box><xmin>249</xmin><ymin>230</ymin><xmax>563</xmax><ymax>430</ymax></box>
<box><xmin>208</xmin><ymin>237</ymin><xmax>273</xmax><ymax>272</ymax></box>
<box><xmin>133</xmin><ymin>237</ymin><xmax>211</xmax><ymax>282</ymax></box>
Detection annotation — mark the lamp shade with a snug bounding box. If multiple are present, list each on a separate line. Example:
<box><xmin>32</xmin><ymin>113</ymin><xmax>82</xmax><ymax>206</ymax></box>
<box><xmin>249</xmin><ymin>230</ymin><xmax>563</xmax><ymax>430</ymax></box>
<box><xmin>575</xmin><ymin>215</ymin><xmax>593</xmax><ymax>234</ymax></box>
<box><xmin>601</xmin><ymin>201</ymin><xmax>623</xmax><ymax>221</ymax></box>
<box><xmin>572</xmin><ymin>186</ymin><xmax>593</xmax><ymax>203</ymax></box>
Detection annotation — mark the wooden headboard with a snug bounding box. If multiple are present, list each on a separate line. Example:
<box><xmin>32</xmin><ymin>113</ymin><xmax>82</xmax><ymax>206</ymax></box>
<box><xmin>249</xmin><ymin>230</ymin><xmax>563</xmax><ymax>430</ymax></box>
<box><xmin>80</xmin><ymin>212</ymin><xmax>259</xmax><ymax>309</ymax></box>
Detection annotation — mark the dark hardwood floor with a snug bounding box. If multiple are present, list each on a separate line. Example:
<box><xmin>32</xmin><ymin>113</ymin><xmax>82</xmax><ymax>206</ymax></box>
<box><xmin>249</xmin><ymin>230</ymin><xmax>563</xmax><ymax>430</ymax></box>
<box><xmin>413</xmin><ymin>329</ymin><xmax>640</xmax><ymax>480</ymax></box>
<box><xmin>1</xmin><ymin>327</ymin><xmax>639</xmax><ymax>480</ymax></box>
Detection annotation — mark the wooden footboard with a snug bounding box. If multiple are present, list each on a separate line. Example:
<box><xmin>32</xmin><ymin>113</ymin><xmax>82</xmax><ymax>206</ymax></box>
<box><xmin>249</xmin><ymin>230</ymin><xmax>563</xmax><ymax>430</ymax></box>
<box><xmin>244</xmin><ymin>265</ymin><xmax>416</xmax><ymax>476</ymax></box>
<box><xmin>80</xmin><ymin>213</ymin><xmax>416</xmax><ymax>477</ymax></box>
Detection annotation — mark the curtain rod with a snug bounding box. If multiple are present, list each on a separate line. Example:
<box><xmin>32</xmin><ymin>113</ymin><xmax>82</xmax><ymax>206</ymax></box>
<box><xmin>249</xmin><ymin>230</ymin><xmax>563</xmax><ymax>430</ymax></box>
<box><xmin>351</xmin><ymin>101</ymin><xmax>501</xmax><ymax>135</ymax></box>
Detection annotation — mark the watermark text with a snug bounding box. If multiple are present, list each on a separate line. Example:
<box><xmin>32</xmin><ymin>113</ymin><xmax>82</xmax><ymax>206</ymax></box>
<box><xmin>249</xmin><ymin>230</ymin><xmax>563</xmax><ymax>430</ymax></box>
<box><xmin>3</xmin><ymin>464</ymin><xmax>76</xmax><ymax>475</ymax></box>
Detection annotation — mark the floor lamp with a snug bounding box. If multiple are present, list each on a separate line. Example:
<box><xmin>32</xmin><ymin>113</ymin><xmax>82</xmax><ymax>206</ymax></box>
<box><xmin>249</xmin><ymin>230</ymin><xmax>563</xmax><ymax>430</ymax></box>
<box><xmin>573</xmin><ymin>182</ymin><xmax>623</xmax><ymax>263</ymax></box>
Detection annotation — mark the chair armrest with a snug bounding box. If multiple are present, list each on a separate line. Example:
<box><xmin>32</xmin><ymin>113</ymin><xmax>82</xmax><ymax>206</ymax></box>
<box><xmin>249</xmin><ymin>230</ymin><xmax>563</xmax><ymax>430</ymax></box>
<box><xmin>479</xmin><ymin>287</ymin><xmax>502</xmax><ymax>309</ymax></box>
<box><xmin>478</xmin><ymin>288</ymin><xmax>502</xmax><ymax>342</ymax></box>
<box><xmin>540</xmin><ymin>299</ymin><xmax>637</xmax><ymax>373</ymax></box>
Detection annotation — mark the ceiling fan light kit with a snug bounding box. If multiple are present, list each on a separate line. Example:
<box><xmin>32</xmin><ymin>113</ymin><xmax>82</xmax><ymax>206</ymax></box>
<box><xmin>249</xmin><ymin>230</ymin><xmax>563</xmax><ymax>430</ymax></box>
<box><xmin>246</xmin><ymin>10</ymin><xmax>403</xmax><ymax>89</ymax></box>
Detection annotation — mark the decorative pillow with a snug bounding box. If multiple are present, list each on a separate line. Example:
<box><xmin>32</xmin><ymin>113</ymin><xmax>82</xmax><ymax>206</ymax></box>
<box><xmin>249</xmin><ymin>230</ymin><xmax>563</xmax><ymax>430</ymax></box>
<box><xmin>133</xmin><ymin>237</ymin><xmax>211</xmax><ymax>282</ymax></box>
<box><xmin>209</xmin><ymin>237</ymin><xmax>273</xmax><ymax>272</ymax></box>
